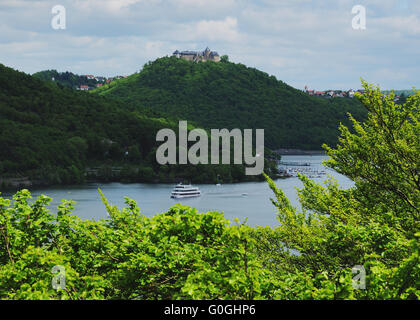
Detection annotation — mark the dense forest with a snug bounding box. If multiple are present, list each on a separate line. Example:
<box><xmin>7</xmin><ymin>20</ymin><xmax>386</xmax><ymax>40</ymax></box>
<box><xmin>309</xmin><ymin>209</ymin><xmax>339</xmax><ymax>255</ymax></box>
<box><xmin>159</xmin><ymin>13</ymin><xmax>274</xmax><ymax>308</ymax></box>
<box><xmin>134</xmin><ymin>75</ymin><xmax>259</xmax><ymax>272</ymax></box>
<box><xmin>0</xmin><ymin>64</ymin><xmax>279</xmax><ymax>189</ymax></box>
<box><xmin>95</xmin><ymin>56</ymin><xmax>367</xmax><ymax>149</ymax></box>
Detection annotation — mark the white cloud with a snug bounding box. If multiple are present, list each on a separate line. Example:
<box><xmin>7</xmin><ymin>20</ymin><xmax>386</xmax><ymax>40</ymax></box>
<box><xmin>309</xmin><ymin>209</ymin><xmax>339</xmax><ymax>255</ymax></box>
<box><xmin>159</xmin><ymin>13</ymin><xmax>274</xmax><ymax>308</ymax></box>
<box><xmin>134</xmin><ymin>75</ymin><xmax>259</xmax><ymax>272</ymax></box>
<box><xmin>171</xmin><ymin>0</ymin><xmax>236</xmax><ymax>10</ymax></box>
<box><xmin>74</xmin><ymin>0</ymin><xmax>145</xmax><ymax>12</ymax></box>
<box><xmin>0</xmin><ymin>0</ymin><xmax>418</xmax><ymax>89</ymax></box>
<box><xmin>193</xmin><ymin>17</ymin><xmax>241</xmax><ymax>42</ymax></box>
<box><xmin>375</xmin><ymin>15</ymin><xmax>420</xmax><ymax>35</ymax></box>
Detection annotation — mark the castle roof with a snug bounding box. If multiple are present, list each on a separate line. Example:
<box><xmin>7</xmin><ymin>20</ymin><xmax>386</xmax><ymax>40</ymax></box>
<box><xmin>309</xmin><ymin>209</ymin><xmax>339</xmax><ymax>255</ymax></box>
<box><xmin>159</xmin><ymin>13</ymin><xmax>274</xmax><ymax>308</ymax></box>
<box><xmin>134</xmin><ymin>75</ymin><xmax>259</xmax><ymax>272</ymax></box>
<box><xmin>173</xmin><ymin>47</ymin><xmax>219</xmax><ymax>56</ymax></box>
<box><xmin>179</xmin><ymin>50</ymin><xmax>199</xmax><ymax>55</ymax></box>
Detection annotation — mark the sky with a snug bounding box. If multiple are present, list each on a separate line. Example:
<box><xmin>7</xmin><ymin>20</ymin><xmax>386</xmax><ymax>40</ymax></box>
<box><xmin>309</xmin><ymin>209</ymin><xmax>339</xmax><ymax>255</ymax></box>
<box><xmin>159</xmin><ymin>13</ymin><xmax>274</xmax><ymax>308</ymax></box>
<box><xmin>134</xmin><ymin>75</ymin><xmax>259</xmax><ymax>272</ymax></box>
<box><xmin>0</xmin><ymin>0</ymin><xmax>419</xmax><ymax>90</ymax></box>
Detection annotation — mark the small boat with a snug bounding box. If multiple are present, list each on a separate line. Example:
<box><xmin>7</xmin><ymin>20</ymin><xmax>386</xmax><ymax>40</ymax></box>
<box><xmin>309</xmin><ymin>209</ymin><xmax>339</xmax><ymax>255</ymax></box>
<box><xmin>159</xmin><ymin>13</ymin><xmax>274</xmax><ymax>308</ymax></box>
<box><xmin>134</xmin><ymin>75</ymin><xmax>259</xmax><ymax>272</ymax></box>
<box><xmin>171</xmin><ymin>183</ymin><xmax>201</xmax><ymax>199</ymax></box>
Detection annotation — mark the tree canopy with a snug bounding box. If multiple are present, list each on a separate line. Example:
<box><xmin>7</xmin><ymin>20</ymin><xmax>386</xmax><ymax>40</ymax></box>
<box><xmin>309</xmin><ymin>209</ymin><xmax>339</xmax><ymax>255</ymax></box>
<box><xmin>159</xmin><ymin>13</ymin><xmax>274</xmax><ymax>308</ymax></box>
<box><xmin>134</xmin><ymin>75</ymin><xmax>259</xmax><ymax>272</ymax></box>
<box><xmin>33</xmin><ymin>70</ymin><xmax>102</xmax><ymax>90</ymax></box>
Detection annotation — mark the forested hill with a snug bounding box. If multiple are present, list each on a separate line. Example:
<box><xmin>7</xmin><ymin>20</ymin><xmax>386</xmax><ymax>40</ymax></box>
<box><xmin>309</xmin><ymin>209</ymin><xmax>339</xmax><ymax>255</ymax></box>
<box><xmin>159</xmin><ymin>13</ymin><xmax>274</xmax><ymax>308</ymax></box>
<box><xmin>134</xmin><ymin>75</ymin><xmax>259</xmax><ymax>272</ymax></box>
<box><xmin>33</xmin><ymin>70</ymin><xmax>100</xmax><ymax>89</ymax></box>
<box><xmin>94</xmin><ymin>56</ymin><xmax>367</xmax><ymax>149</ymax></box>
<box><xmin>0</xmin><ymin>63</ymin><xmax>279</xmax><ymax>187</ymax></box>
<box><xmin>0</xmin><ymin>64</ymin><xmax>167</xmax><ymax>184</ymax></box>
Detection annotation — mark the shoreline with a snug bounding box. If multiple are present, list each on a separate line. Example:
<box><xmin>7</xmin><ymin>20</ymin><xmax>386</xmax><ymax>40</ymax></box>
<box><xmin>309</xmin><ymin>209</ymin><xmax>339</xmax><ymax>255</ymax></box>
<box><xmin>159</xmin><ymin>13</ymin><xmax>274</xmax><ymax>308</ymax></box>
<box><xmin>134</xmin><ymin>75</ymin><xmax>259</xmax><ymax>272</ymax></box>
<box><xmin>275</xmin><ymin>149</ymin><xmax>326</xmax><ymax>156</ymax></box>
<box><xmin>0</xmin><ymin>153</ymin><xmax>322</xmax><ymax>193</ymax></box>
<box><xmin>0</xmin><ymin>175</ymin><xmax>290</xmax><ymax>193</ymax></box>
<box><xmin>0</xmin><ymin>177</ymin><xmax>291</xmax><ymax>194</ymax></box>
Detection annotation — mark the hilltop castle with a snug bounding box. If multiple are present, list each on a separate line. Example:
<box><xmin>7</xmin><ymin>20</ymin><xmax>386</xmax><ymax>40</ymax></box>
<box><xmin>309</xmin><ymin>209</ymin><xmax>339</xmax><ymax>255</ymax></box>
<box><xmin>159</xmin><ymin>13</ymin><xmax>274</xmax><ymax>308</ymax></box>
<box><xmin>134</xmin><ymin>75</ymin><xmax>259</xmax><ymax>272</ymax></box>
<box><xmin>172</xmin><ymin>47</ymin><xmax>221</xmax><ymax>62</ymax></box>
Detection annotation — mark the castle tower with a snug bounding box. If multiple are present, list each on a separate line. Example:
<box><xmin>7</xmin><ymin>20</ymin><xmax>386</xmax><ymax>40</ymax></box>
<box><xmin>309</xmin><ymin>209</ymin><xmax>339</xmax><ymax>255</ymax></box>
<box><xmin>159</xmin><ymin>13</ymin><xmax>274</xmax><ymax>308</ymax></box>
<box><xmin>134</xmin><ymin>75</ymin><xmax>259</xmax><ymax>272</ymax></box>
<box><xmin>204</xmin><ymin>47</ymin><xmax>211</xmax><ymax>59</ymax></box>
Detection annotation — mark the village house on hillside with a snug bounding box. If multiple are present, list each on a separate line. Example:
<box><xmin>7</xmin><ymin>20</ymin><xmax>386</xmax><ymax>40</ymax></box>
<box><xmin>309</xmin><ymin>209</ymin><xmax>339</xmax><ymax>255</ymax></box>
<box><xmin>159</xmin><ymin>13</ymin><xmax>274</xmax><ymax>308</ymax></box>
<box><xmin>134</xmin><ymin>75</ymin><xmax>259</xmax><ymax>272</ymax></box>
<box><xmin>304</xmin><ymin>85</ymin><xmax>366</xmax><ymax>99</ymax></box>
<box><xmin>173</xmin><ymin>47</ymin><xmax>221</xmax><ymax>62</ymax></box>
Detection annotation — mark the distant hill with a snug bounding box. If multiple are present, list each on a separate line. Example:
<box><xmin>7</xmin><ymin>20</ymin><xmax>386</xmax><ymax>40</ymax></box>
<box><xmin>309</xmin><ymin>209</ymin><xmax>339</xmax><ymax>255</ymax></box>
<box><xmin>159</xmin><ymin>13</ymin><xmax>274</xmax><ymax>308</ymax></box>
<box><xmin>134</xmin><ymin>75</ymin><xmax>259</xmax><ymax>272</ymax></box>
<box><xmin>33</xmin><ymin>70</ymin><xmax>104</xmax><ymax>90</ymax></box>
<box><xmin>94</xmin><ymin>57</ymin><xmax>367</xmax><ymax>150</ymax></box>
<box><xmin>382</xmin><ymin>89</ymin><xmax>416</xmax><ymax>96</ymax></box>
<box><xmin>1</xmin><ymin>64</ymin><xmax>273</xmax><ymax>188</ymax></box>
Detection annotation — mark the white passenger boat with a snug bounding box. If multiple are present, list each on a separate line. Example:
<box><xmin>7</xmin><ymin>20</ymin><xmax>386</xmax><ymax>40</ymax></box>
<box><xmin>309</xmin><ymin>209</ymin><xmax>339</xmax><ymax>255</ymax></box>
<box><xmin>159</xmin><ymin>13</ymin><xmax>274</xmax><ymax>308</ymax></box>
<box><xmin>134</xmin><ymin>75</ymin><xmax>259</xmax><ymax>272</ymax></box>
<box><xmin>170</xmin><ymin>183</ymin><xmax>201</xmax><ymax>199</ymax></box>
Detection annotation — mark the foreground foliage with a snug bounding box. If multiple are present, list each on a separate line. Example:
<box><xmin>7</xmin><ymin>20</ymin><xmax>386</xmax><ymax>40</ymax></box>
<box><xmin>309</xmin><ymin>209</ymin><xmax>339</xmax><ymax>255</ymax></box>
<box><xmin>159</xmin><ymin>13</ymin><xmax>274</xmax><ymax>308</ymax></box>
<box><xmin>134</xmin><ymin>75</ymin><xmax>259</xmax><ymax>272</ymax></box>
<box><xmin>0</xmin><ymin>190</ymin><xmax>269</xmax><ymax>299</ymax></box>
<box><xmin>0</xmin><ymin>82</ymin><xmax>418</xmax><ymax>299</ymax></box>
<box><xmin>255</xmin><ymin>81</ymin><xmax>419</xmax><ymax>299</ymax></box>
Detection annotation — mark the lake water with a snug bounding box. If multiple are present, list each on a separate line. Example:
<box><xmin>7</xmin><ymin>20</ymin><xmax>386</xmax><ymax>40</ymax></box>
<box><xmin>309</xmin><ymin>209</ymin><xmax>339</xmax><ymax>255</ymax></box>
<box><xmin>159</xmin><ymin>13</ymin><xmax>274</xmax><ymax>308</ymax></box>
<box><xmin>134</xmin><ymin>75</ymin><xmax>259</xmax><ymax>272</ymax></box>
<box><xmin>1</xmin><ymin>156</ymin><xmax>354</xmax><ymax>227</ymax></box>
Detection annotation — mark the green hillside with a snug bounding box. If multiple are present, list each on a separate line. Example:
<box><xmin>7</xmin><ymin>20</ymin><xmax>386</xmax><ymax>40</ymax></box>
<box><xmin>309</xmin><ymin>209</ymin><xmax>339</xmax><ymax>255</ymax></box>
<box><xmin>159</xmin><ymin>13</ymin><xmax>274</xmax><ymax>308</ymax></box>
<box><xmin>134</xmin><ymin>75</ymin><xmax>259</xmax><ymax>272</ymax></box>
<box><xmin>94</xmin><ymin>57</ymin><xmax>367</xmax><ymax>149</ymax></box>
<box><xmin>0</xmin><ymin>64</ymin><xmax>277</xmax><ymax>188</ymax></box>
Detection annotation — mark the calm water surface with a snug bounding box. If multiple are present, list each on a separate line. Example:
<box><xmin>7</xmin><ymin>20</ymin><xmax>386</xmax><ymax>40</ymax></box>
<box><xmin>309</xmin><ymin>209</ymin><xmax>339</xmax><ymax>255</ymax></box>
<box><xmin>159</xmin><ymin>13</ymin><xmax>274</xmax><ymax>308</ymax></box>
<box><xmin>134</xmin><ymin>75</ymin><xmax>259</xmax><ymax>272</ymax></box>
<box><xmin>3</xmin><ymin>156</ymin><xmax>354</xmax><ymax>227</ymax></box>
